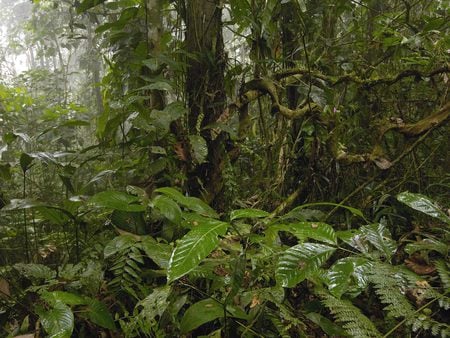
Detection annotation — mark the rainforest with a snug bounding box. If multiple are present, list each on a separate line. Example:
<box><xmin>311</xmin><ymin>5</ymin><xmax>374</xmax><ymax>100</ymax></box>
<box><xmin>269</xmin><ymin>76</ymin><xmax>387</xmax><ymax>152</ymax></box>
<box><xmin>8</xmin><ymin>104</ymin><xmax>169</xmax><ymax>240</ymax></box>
<box><xmin>0</xmin><ymin>0</ymin><xmax>449</xmax><ymax>337</ymax></box>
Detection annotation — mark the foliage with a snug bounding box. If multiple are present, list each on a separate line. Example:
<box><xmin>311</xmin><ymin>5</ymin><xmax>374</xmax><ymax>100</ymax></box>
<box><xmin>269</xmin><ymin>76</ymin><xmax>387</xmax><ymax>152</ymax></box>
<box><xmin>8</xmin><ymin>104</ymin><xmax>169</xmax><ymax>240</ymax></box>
<box><xmin>0</xmin><ymin>0</ymin><xmax>449</xmax><ymax>337</ymax></box>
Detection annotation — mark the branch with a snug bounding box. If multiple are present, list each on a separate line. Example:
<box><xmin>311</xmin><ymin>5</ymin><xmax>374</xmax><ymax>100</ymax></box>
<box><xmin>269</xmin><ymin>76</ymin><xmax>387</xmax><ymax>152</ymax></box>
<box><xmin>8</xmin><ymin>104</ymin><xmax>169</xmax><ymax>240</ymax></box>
<box><xmin>273</xmin><ymin>65</ymin><xmax>450</xmax><ymax>88</ymax></box>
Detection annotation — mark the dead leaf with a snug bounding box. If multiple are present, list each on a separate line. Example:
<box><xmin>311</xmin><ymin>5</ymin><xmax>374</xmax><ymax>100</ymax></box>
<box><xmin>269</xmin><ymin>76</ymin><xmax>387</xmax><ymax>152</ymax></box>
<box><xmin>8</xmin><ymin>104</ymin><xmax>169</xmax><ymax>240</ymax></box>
<box><xmin>0</xmin><ymin>278</ymin><xmax>10</xmax><ymax>298</ymax></box>
<box><xmin>405</xmin><ymin>258</ymin><xmax>436</xmax><ymax>275</ymax></box>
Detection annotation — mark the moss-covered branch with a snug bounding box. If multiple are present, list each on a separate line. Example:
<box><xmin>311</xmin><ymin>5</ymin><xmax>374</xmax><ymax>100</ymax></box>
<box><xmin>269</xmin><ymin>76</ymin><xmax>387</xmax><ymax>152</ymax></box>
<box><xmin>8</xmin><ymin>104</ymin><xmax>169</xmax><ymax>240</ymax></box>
<box><xmin>273</xmin><ymin>65</ymin><xmax>450</xmax><ymax>88</ymax></box>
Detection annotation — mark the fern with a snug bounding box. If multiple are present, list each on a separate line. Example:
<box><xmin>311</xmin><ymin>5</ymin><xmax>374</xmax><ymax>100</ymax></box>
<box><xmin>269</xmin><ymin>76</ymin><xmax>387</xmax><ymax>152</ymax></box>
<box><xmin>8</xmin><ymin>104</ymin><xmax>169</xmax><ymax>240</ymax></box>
<box><xmin>104</xmin><ymin>236</ymin><xmax>146</xmax><ymax>299</ymax></box>
<box><xmin>368</xmin><ymin>263</ymin><xmax>416</xmax><ymax>320</ymax></box>
<box><xmin>369</xmin><ymin>262</ymin><xmax>450</xmax><ymax>337</ymax></box>
<box><xmin>436</xmin><ymin>260</ymin><xmax>450</xmax><ymax>290</ymax></box>
<box><xmin>321</xmin><ymin>292</ymin><xmax>382</xmax><ymax>337</ymax></box>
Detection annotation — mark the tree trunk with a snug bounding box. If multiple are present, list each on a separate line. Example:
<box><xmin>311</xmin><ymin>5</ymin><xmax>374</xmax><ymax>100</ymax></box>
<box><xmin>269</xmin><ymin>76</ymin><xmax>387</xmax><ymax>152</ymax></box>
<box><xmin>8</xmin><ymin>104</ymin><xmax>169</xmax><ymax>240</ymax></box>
<box><xmin>185</xmin><ymin>0</ymin><xmax>227</xmax><ymax>208</ymax></box>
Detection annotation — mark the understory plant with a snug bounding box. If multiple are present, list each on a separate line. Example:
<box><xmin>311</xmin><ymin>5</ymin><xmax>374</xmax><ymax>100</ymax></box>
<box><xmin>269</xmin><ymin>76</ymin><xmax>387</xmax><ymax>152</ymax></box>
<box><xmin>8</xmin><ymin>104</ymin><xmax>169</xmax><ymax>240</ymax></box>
<box><xmin>3</xmin><ymin>188</ymin><xmax>447</xmax><ymax>337</ymax></box>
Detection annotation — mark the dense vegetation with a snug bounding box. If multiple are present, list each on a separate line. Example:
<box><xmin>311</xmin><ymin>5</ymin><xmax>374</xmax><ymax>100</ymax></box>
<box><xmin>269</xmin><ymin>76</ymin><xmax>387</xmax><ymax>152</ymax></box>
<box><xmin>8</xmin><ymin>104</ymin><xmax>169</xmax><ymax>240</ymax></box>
<box><xmin>0</xmin><ymin>0</ymin><xmax>449</xmax><ymax>337</ymax></box>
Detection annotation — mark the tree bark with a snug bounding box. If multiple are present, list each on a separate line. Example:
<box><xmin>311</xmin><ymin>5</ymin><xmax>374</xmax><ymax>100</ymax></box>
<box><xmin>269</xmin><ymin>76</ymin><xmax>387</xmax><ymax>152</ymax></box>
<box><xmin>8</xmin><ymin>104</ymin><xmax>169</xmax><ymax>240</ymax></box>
<box><xmin>185</xmin><ymin>0</ymin><xmax>227</xmax><ymax>208</ymax></box>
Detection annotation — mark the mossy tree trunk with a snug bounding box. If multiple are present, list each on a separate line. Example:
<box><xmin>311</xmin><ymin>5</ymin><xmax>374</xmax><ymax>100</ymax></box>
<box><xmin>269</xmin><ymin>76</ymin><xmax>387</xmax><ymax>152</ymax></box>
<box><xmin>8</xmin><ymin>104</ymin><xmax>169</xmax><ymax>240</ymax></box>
<box><xmin>185</xmin><ymin>0</ymin><xmax>228</xmax><ymax>208</ymax></box>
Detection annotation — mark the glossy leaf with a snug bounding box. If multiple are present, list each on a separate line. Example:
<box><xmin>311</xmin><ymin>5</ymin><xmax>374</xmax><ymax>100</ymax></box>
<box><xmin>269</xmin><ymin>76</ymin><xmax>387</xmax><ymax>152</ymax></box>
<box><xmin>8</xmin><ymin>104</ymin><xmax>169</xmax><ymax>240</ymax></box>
<box><xmin>104</xmin><ymin>235</ymin><xmax>136</xmax><ymax>258</ymax></box>
<box><xmin>288</xmin><ymin>222</ymin><xmax>337</xmax><ymax>245</ymax></box>
<box><xmin>90</xmin><ymin>190</ymin><xmax>146</xmax><ymax>212</ymax></box>
<box><xmin>180</xmin><ymin>298</ymin><xmax>247</xmax><ymax>333</ymax></box>
<box><xmin>360</xmin><ymin>223</ymin><xmax>397</xmax><ymax>260</ymax></box>
<box><xmin>325</xmin><ymin>257</ymin><xmax>371</xmax><ymax>298</ymax></box>
<box><xmin>152</xmin><ymin>195</ymin><xmax>182</xmax><ymax>224</ymax></box>
<box><xmin>230</xmin><ymin>208</ymin><xmax>270</xmax><ymax>221</ymax></box>
<box><xmin>2</xmin><ymin>199</ymin><xmax>43</xmax><ymax>210</ymax></box>
<box><xmin>397</xmin><ymin>191</ymin><xmax>450</xmax><ymax>224</ymax></box>
<box><xmin>167</xmin><ymin>220</ymin><xmax>228</xmax><ymax>282</ymax></box>
<box><xmin>155</xmin><ymin>187</ymin><xmax>218</xmax><ymax>218</ymax></box>
<box><xmin>82</xmin><ymin>298</ymin><xmax>116</xmax><ymax>330</ymax></box>
<box><xmin>38</xmin><ymin>301</ymin><xmax>74</xmax><ymax>338</ymax></box>
<box><xmin>139</xmin><ymin>236</ymin><xmax>172</xmax><ymax>269</ymax></box>
<box><xmin>276</xmin><ymin>243</ymin><xmax>336</xmax><ymax>287</ymax></box>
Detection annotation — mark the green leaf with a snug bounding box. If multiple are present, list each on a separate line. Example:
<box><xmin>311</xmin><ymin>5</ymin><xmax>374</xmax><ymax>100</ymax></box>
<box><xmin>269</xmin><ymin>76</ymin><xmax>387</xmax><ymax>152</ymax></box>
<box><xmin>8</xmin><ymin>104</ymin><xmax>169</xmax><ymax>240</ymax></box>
<box><xmin>167</xmin><ymin>220</ymin><xmax>228</xmax><ymax>282</ymax></box>
<box><xmin>360</xmin><ymin>223</ymin><xmax>397</xmax><ymax>260</ymax></box>
<box><xmin>38</xmin><ymin>301</ymin><xmax>74</xmax><ymax>338</ymax></box>
<box><xmin>155</xmin><ymin>187</ymin><xmax>218</xmax><ymax>218</ymax></box>
<box><xmin>152</xmin><ymin>195</ymin><xmax>182</xmax><ymax>223</ymax></box>
<box><xmin>404</xmin><ymin>238</ymin><xmax>448</xmax><ymax>256</ymax></box>
<box><xmin>188</xmin><ymin>135</ymin><xmax>208</xmax><ymax>164</ymax></box>
<box><xmin>290</xmin><ymin>202</ymin><xmax>366</xmax><ymax>221</ymax></box>
<box><xmin>137</xmin><ymin>285</ymin><xmax>171</xmax><ymax>320</ymax></box>
<box><xmin>305</xmin><ymin>312</ymin><xmax>348</xmax><ymax>337</ymax></box>
<box><xmin>104</xmin><ymin>235</ymin><xmax>136</xmax><ymax>258</ymax></box>
<box><xmin>2</xmin><ymin>198</ymin><xmax>43</xmax><ymax>210</ymax></box>
<box><xmin>276</xmin><ymin>243</ymin><xmax>336</xmax><ymax>287</ymax></box>
<box><xmin>230</xmin><ymin>208</ymin><xmax>270</xmax><ymax>221</ymax></box>
<box><xmin>180</xmin><ymin>298</ymin><xmax>247</xmax><ymax>333</ymax></box>
<box><xmin>139</xmin><ymin>236</ymin><xmax>172</xmax><ymax>269</ymax></box>
<box><xmin>77</xmin><ymin>0</ymin><xmax>107</xmax><ymax>13</ymax></box>
<box><xmin>90</xmin><ymin>190</ymin><xmax>146</xmax><ymax>212</ymax></box>
<box><xmin>287</xmin><ymin>222</ymin><xmax>337</xmax><ymax>245</ymax></box>
<box><xmin>14</xmin><ymin>263</ymin><xmax>56</xmax><ymax>281</ymax></box>
<box><xmin>0</xmin><ymin>163</ymin><xmax>11</xmax><ymax>180</ymax></box>
<box><xmin>20</xmin><ymin>152</ymin><xmax>34</xmax><ymax>172</ymax></box>
<box><xmin>42</xmin><ymin>291</ymin><xmax>86</xmax><ymax>306</ymax></box>
<box><xmin>82</xmin><ymin>298</ymin><xmax>116</xmax><ymax>330</ymax></box>
<box><xmin>397</xmin><ymin>191</ymin><xmax>450</xmax><ymax>224</ymax></box>
<box><xmin>325</xmin><ymin>257</ymin><xmax>371</xmax><ymax>298</ymax></box>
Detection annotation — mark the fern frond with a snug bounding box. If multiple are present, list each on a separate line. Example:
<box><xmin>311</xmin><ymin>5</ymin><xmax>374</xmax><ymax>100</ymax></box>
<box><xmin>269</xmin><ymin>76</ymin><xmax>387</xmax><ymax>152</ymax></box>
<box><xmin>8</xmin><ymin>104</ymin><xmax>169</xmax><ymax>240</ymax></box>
<box><xmin>368</xmin><ymin>263</ymin><xmax>416</xmax><ymax>320</ymax></box>
<box><xmin>321</xmin><ymin>293</ymin><xmax>381</xmax><ymax>338</ymax></box>
<box><xmin>435</xmin><ymin>260</ymin><xmax>450</xmax><ymax>290</ymax></box>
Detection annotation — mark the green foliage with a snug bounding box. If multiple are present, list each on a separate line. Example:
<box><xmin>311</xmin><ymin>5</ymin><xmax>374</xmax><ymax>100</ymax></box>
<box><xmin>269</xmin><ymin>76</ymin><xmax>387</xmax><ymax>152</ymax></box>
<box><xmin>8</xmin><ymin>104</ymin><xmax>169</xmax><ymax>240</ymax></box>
<box><xmin>321</xmin><ymin>293</ymin><xmax>382</xmax><ymax>338</ymax></box>
<box><xmin>167</xmin><ymin>220</ymin><xmax>228</xmax><ymax>283</ymax></box>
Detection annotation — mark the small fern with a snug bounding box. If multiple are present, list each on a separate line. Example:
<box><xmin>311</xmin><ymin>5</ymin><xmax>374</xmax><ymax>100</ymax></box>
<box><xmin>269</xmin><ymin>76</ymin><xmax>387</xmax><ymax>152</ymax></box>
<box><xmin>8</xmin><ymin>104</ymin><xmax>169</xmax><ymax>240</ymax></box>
<box><xmin>321</xmin><ymin>292</ymin><xmax>382</xmax><ymax>338</ymax></box>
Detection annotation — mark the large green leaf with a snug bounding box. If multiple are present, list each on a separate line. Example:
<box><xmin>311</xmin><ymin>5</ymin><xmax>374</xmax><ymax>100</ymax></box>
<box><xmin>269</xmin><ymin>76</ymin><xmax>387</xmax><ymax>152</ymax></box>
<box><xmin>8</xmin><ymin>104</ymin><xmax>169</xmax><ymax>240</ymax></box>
<box><xmin>136</xmin><ymin>286</ymin><xmax>171</xmax><ymax>320</ymax></box>
<box><xmin>82</xmin><ymin>298</ymin><xmax>116</xmax><ymax>330</ymax></box>
<box><xmin>139</xmin><ymin>236</ymin><xmax>172</xmax><ymax>269</ymax></box>
<box><xmin>180</xmin><ymin>298</ymin><xmax>247</xmax><ymax>333</ymax></box>
<box><xmin>288</xmin><ymin>222</ymin><xmax>337</xmax><ymax>244</ymax></box>
<box><xmin>230</xmin><ymin>208</ymin><xmax>270</xmax><ymax>221</ymax></box>
<box><xmin>155</xmin><ymin>187</ymin><xmax>218</xmax><ymax>218</ymax></box>
<box><xmin>360</xmin><ymin>223</ymin><xmax>397</xmax><ymax>260</ymax></box>
<box><xmin>38</xmin><ymin>301</ymin><xmax>74</xmax><ymax>338</ymax></box>
<box><xmin>397</xmin><ymin>191</ymin><xmax>450</xmax><ymax>224</ymax></box>
<box><xmin>276</xmin><ymin>243</ymin><xmax>336</xmax><ymax>287</ymax></box>
<box><xmin>90</xmin><ymin>190</ymin><xmax>146</xmax><ymax>212</ymax></box>
<box><xmin>42</xmin><ymin>291</ymin><xmax>86</xmax><ymax>306</ymax></box>
<box><xmin>289</xmin><ymin>202</ymin><xmax>366</xmax><ymax>221</ymax></box>
<box><xmin>325</xmin><ymin>257</ymin><xmax>371</xmax><ymax>298</ymax></box>
<box><xmin>104</xmin><ymin>235</ymin><xmax>136</xmax><ymax>258</ymax></box>
<box><xmin>152</xmin><ymin>195</ymin><xmax>182</xmax><ymax>223</ymax></box>
<box><xmin>167</xmin><ymin>220</ymin><xmax>228</xmax><ymax>282</ymax></box>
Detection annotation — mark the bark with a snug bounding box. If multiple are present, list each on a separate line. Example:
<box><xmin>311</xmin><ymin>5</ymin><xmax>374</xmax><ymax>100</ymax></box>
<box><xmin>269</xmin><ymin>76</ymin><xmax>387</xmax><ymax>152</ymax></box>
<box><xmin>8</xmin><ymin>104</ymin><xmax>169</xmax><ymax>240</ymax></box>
<box><xmin>185</xmin><ymin>0</ymin><xmax>227</xmax><ymax>208</ymax></box>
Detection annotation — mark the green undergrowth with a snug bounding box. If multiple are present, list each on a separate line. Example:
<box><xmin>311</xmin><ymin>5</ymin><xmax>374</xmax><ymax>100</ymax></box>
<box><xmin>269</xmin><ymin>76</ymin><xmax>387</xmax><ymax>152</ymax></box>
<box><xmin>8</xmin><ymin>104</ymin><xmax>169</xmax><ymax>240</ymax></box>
<box><xmin>1</xmin><ymin>189</ymin><xmax>449</xmax><ymax>337</ymax></box>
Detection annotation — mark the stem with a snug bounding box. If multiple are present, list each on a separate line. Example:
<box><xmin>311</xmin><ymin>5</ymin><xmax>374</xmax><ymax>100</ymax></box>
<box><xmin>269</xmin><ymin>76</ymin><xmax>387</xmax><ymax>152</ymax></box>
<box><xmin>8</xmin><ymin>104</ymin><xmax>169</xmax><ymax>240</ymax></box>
<box><xmin>23</xmin><ymin>171</ymin><xmax>30</xmax><ymax>263</ymax></box>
